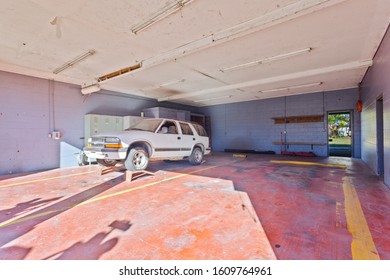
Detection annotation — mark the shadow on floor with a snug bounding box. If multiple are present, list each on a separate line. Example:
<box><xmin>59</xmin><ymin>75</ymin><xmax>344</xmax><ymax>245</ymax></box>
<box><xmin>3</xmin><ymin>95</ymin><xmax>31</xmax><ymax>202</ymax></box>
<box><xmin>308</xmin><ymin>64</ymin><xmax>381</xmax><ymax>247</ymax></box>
<box><xmin>0</xmin><ymin>177</ymin><xmax>122</xmax><ymax>248</ymax></box>
<box><xmin>44</xmin><ymin>220</ymin><xmax>132</xmax><ymax>260</ymax></box>
<box><xmin>0</xmin><ymin>197</ymin><xmax>62</xmax><ymax>224</ymax></box>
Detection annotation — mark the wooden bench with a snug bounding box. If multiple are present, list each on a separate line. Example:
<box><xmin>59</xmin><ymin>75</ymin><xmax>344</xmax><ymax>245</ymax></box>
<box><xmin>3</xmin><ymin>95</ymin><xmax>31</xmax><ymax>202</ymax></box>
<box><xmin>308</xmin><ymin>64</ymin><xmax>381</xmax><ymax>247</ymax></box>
<box><xmin>272</xmin><ymin>141</ymin><xmax>327</xmax><ymax>150</ymax></box>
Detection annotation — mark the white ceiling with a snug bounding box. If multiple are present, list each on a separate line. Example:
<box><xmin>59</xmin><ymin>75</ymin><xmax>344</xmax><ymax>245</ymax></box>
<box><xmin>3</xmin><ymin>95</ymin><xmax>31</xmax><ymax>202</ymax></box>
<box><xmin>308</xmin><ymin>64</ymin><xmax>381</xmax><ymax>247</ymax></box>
<box><xmin>0</xmin><ymin>0</ymin><xmax>389</xmax><ymax>106</ymax></box>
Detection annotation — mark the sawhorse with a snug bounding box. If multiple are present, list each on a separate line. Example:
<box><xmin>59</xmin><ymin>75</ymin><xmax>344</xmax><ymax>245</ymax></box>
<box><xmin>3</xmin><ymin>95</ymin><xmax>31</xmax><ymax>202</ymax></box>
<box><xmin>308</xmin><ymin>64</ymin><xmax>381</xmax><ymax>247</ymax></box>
<box><xmin>97</xmin><ymin>166</ymin><xmax>155</xmax><ymax>182</ymax></box>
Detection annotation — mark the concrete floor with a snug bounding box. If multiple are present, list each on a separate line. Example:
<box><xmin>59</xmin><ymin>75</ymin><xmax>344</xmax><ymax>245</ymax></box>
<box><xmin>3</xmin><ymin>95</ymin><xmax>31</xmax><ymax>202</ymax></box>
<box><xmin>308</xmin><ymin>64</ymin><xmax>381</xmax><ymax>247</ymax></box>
<box><xmin>0</xmin><ymin>153</ymin><xmax>389</xmax><ymax>260</ymax></box>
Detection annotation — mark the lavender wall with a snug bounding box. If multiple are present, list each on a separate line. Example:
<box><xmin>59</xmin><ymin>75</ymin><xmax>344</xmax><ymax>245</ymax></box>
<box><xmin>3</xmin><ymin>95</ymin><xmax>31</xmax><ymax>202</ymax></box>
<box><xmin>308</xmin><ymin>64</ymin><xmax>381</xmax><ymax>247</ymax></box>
<box><xmin>361</xmin><ymin>26</ymin><xmax>390</xmax><ymax>187</ymax></box>
<box><xmin>200</xmin><ymin>88</ymin><xmax>361</xmax><ymax>158</ymax></box>
<box><xmin>0</xmin><ymin>70</ymin><xmax>198</xmax><ymax>175</ymax></box>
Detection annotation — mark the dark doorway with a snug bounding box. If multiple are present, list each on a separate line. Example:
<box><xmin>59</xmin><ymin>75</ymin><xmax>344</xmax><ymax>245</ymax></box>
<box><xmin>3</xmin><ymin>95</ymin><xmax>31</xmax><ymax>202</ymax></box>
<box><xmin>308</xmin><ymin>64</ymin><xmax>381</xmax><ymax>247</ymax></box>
<box><xmin>328</xmin><ymin>112</ymin><xmax>352</xmax><ymax>157</ymax></box>
<box><xmin>377</xmin><ymin>97</ymin><xmax>384</xmax><ymax>176</ymax></box>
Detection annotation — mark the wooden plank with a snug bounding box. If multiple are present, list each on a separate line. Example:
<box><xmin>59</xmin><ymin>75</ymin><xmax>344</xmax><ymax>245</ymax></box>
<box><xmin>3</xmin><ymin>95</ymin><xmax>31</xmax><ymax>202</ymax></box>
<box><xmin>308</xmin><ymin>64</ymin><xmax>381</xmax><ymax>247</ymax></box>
<box><xmin>272</xmin><ymin>115</ymin><xmax>324</xmax><ymax>124</ymax></box>
<box><xmin>272</xmin><ymin>142</ymin><xmax>327</xmax><ymax>145</ymax></box>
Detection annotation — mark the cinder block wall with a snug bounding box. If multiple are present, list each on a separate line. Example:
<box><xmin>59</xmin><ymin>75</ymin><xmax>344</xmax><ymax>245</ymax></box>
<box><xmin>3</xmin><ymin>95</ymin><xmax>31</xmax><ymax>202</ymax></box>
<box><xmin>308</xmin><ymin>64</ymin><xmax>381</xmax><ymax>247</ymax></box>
<box><xmin>0</xmin><ymin>71</ymin><xmax>197</xmax><ymax>175</ymax></box>
<box><xmin>361</xmin><ymin>26</ymin><xmax>390</xmax><ymax>187</ymax></box>
<box><xmin>200</xmin><ymin>88</ymin><xmax>361</xmax><ymax>158</ymax></box>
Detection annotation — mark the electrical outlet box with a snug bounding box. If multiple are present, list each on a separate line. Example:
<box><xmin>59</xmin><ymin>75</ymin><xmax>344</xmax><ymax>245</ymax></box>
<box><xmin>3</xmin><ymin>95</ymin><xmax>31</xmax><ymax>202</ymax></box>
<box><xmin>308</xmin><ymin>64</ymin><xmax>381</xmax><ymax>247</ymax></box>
<box><xmin>52</xmin><ymin>131</ymin><xmax>61</xmax><ymax>139</ymax></box>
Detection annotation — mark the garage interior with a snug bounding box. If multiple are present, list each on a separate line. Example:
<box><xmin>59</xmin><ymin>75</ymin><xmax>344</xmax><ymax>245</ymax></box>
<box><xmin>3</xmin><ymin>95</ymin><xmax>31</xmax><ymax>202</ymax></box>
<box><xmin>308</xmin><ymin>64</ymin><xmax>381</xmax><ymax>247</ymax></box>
<box><xmin>0</xmin><ymin>0</ymin><xmax>390</xmax><ymax>260</ymax></box>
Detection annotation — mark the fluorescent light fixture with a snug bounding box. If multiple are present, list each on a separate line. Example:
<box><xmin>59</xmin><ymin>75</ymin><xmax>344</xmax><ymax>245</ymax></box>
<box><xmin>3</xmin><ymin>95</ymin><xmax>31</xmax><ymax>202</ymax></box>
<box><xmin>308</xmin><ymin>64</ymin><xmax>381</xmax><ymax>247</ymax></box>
<box><xmin>259</xmin><ymin>82</ymin><xmax>323</xmax><ymax>93</ymax></box>
<box><xmin>131</xmin><ymin>0</ymin><xmax>194</xmax><ymax>34</ymax></box>
<box><xmin>81</xmin><ymin>83</ymin><xmax>100</xmax><ymax>95</ymax></box>
<box><xmin>53</xmin><ymin>49</ymin><xmax>96</xmax><ymax>74</ymax></box>
<box><xmin>220</xmin><ymin>48</ymin><xmax>312</xmax><ymax>72</ymax></box>
<box><xmin>159</xmin><ymin>59</ymin><xmax>371</xmax><ymax>102</ymax></box>
<box><xmin>109</xmin><ymin>1</ymin><xmax>343</xmax><ymax>82</ymax></box>
<box><xmin>194</xmin><ymin>95</ymin><xmax>232</xmax><ymax>103</ymax></box>
<box><xmin>158</xmin><ymin>79</ymin><xmax>185</xmax><ymax>87</ymax></box>
<box><xmin>142</xmin><ymin>79</ymin><xmax>185</xmax><ymax>91</ymax></box>
<box><xmin>212</xmin><ymin>0</ymin><xmax>347</xmax><ymax>42</ymax></box>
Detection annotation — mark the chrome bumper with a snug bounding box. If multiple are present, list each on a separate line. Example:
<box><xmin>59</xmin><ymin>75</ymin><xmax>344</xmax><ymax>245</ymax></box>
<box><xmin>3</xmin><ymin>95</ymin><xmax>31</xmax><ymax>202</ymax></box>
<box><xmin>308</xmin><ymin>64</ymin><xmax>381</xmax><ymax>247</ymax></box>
<box><xmin>83</xmin><ymin>147</ymin><xmax>127</xmax><ymax>160</ymax></box>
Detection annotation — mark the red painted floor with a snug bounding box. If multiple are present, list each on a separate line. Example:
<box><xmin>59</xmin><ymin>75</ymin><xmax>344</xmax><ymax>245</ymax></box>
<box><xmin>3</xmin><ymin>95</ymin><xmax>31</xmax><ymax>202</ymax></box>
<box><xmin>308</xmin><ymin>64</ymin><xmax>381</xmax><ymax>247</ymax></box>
<box><xmin>0</xmin><ymin>153</ymin><xmax>389</xmax><ymax>260</ymax></box>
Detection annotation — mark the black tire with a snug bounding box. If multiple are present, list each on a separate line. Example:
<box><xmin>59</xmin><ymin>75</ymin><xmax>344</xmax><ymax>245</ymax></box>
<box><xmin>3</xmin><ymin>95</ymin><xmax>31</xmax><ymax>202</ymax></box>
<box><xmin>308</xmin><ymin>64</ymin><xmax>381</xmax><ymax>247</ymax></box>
<box><xmin>189</xmin><ymin>147</ymin><xmax>203</xmax><ymax>165</ymax></box>
<box><xmin>124</xmin><ymin>147</ymin><xmax>149</xmax><ymax>171</ymax></box>
<box><xmin>78</xmin><ymin>153</ymin><xmax>89</xmax><ymax>166</ymax></box>
<box><xmin>96</xmin><ymin>158</ymin><xmax>117</xmax><ymax>167</ymax></box>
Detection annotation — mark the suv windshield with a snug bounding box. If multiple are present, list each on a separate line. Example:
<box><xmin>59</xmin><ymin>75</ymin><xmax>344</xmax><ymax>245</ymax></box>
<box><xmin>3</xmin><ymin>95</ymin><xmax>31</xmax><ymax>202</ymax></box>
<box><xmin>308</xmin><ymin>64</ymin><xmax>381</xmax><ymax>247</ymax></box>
<box><xmin>126</xmin><ymin>119</ymin><xmax>162</xmax><ymax>132</ymax></box>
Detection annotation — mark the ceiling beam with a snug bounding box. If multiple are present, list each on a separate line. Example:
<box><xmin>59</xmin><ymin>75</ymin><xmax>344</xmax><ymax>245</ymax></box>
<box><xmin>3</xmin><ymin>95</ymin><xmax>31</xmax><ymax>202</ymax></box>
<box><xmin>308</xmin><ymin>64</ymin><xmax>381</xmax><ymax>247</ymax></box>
<box><xmin>99</xmin><ymin>0</ymin><xmax>348</xmax><ymax>84</ymax></box>
<box><xmin>158</xmin><ymin>59</ymin><xmax>373</xmax><ymax>101</ymax></box>
<box><xmin>143</xmin><ymin>0</ymin><xmax>348</xmax><ymax>68</ymax></box>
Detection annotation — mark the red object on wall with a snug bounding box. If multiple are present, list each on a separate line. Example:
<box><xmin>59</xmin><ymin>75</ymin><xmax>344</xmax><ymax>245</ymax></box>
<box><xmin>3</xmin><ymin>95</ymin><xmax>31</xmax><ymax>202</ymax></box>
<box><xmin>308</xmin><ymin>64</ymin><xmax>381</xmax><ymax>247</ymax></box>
<box><xmin>356</xmin><ymin>100</ymin><xmax>363</xmax><ymax>112</ymax></box>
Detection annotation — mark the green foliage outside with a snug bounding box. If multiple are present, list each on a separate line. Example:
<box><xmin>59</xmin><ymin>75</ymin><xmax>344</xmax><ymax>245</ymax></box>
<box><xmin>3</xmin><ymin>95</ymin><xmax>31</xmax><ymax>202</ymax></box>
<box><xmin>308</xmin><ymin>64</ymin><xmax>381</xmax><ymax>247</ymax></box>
<box><xmin>328</xmin><ymin>113</ymin><xmax>350</xmax><ymax>126</ymax></box>
<box><xmin>328</xmin><ymin>113</ymin><xmax>351</xmax><ymax>146</ymax></box>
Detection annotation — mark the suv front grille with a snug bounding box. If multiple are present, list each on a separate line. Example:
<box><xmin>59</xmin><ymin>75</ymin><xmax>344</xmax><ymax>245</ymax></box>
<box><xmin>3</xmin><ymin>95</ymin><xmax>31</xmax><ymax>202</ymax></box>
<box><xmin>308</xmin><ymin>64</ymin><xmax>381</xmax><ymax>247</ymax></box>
<box><xmin>90</xmin><ymin>143</ymin><xmax>104</xmax><ymax>148</ymax></box>
<box><xmin>89</xmin><ymin>137</ymin><xmax>105</xmax><ymax>147</ymax></box>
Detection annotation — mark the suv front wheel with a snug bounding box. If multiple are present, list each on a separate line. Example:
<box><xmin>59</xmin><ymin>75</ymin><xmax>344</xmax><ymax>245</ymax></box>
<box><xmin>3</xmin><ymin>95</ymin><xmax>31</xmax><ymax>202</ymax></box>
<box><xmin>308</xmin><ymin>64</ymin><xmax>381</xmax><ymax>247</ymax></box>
<box><xmin>96</xmin><ymin>158</ymin><xmax>117</xmax><ymax>167</ymax></box>
<box><xmin>125</xmin><ymin>147</ymin><xmax>149</xmax><ymax>171</ymax></box>
<box><xmin>189</xmin><ymin>147</ymin><xmax>203</xmax><ymax>165</ymax></box>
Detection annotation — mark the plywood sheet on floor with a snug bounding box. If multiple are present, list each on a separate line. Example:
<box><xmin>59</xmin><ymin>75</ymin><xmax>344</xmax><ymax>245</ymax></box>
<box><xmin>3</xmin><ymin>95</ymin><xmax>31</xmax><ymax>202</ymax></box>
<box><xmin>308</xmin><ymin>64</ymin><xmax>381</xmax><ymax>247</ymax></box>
<box><xmin>0</xmin><ymin>165</ymin><xmax>275</xmax><ymax>260</ymax></box>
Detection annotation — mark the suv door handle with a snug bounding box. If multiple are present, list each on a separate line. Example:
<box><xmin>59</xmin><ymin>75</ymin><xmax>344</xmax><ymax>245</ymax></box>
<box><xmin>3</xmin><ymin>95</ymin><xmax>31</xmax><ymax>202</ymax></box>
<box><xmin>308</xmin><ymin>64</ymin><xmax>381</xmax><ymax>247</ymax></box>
<box><xmin>177</xmin><ymin>136</ymin><xmax>181</xmax><ymax>140</ymax></box>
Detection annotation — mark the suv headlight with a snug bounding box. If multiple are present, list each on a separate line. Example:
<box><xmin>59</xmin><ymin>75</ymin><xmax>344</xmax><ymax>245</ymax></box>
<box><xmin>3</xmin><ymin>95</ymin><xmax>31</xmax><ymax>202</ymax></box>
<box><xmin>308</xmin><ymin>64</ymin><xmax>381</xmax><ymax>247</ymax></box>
<box><xmin>104</xmin><ymin>137</ymin><xmax>120</xmax><ymax>143</ymax></box>
<box><xmin>104</xmin><ymin>137</ymin><xmax>122</xmax><ymax>149</ymax></box>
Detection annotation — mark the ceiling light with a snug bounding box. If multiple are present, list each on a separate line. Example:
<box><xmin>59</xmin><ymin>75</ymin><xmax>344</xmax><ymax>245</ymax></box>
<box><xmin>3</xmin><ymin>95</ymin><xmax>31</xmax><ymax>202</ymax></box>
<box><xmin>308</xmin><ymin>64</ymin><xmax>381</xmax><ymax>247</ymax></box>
<box><xmin>131</xmin><ymin>0</ymin><xmax>195</xmax><ymax>34</ymax></box>
<box><xmin>81</xmin><ymin>83</ymin><xmax>100</xmax><ymax>95</ymax></box>
<box><xmin>259</xmin><ymin>82</ymin><xmax>323</xmax><ymax>93</ymax></box>
<box><xmin>105</xmin><ymin>1</ymin><xmax>344</xmax><ymax>82</ymax></box>
<box><xmin>194</xmin><ymin>95</ymin><xmax>232</xmax><ymax>103</ymax></box>
<box><xmin>142</xmin><ymin>79</ymin><xmax>185</xmax><ymax>91</ymax></box>
<box><xmin>220</xmin><ymin>48</ymin><xmax>312</xmax><ymax>72</ymax></box>
<box><xmin>53</xmin><ymin>49</ymin><xmax>96</xmax><ymax>74</ymax></box>
<box><xmin>158</xmin><ymin>79</ymin><xmax>185</xmax><ymax>87</ymax></box>
<box><xmin>158</xmin><ymin>59</ymin><xmax>372</xmax><ymax>102</ymax></box>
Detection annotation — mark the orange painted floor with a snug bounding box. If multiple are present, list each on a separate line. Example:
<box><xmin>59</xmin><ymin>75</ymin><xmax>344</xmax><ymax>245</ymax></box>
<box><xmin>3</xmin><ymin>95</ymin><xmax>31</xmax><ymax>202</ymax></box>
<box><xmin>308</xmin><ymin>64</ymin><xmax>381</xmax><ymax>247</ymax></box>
<box><xmin>0</xmin><ymin>153</ymin><xmax>389</xmax><ymax>260</ymax></box>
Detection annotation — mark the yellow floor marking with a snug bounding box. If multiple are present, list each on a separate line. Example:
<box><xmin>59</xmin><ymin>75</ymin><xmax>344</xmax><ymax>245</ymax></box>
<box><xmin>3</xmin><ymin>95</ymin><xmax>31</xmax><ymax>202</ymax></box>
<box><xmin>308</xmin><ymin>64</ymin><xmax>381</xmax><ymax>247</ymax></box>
<box><xmin>0</xmin><ymin>165</ymin><xmax>219</xmax><ymax>228</ymax></box>
<box><xmin>0</xmin><ymin>170</ymin><xmax>96</xmax><ymax>189</ymax></box>
<box><xmin>0</xmin><ymin>210</ymin><xmax>64</xmax><ymax>228</ymax></box>
<box><xmin>343</xmin><ymin>176</ymin><xmax>380</xmax><ymax>260</ymax></box>
<box><xmin>233</xmin><ymin>154</ymin><xmax>247</xmax><ymax>158</ymax></box>
<box><xmin>76</xmin><ymin>165</ymin><xmax>218</xmax><ymax>207</ymax></box>
<box><xmin>271</xmin><ymin>160</ymin><xmax>346</xmax><ymax>169</ymax></box>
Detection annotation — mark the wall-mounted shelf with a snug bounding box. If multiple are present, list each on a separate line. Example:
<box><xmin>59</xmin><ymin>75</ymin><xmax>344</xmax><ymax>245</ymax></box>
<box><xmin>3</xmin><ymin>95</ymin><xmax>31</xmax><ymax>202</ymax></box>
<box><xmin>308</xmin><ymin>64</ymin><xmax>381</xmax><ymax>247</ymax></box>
<box><xmin>272</xmin><ymin>115</ymin><xmax>324</xmax><ymax>124</ymax></box>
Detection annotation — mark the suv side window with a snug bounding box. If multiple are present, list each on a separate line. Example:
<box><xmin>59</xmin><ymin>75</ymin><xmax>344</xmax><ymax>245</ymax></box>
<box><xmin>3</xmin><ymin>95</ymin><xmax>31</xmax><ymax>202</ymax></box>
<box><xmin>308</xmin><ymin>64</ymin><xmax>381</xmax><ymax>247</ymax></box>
<box><xmin>159</xmin><ymin>121</ymin><xmax>178</xmax><ymax>134</ymax></box>
<box><xmin>180</xmin><ymin>123</ymin><xmax>194</xmax><ymax>135</ymax></box>
<box><xmin>193</xmin><ymin>124</ymin><xmax>207</xmax><ymax>136</ymax></box>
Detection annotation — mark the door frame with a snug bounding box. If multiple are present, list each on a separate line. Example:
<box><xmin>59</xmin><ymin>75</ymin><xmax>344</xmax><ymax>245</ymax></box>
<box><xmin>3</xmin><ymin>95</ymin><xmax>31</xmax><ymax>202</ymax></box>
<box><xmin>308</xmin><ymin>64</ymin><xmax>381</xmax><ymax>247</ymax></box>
<box><xmin>327</xmin><ymin>110</ymin><xmax>354</xmax><ymax>157</ymax></box>
<box><xmin>376</xmin><ymin>95</ymin><xmax>384</xmax><ymax>176</ymax></box>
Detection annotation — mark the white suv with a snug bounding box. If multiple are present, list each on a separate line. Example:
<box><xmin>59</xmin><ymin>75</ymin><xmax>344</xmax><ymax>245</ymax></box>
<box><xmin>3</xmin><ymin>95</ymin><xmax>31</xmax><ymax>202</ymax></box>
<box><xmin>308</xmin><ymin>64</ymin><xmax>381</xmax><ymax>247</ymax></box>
<box><xmin>83</xmin><ymin>118</ymin><xmax>211</xmax><ymax>171</ymax></box>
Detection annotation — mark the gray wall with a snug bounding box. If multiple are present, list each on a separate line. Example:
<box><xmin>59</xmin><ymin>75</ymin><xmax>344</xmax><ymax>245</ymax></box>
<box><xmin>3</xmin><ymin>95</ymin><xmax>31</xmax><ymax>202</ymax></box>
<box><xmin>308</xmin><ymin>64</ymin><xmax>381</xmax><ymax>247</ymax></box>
<box><xmin>0</xmin><ymin>70</ymin><xmax>197</xmax><ymax>175</ymax></box>
<box><xmin>361</xmin><ymin>26</ymin><xmax>390</xmax><ymax>187</ymax></box>
<box><xmin>200</xmin><ymin>88</ymin><xmax>361</xmax><ymax>158</ymax></box>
